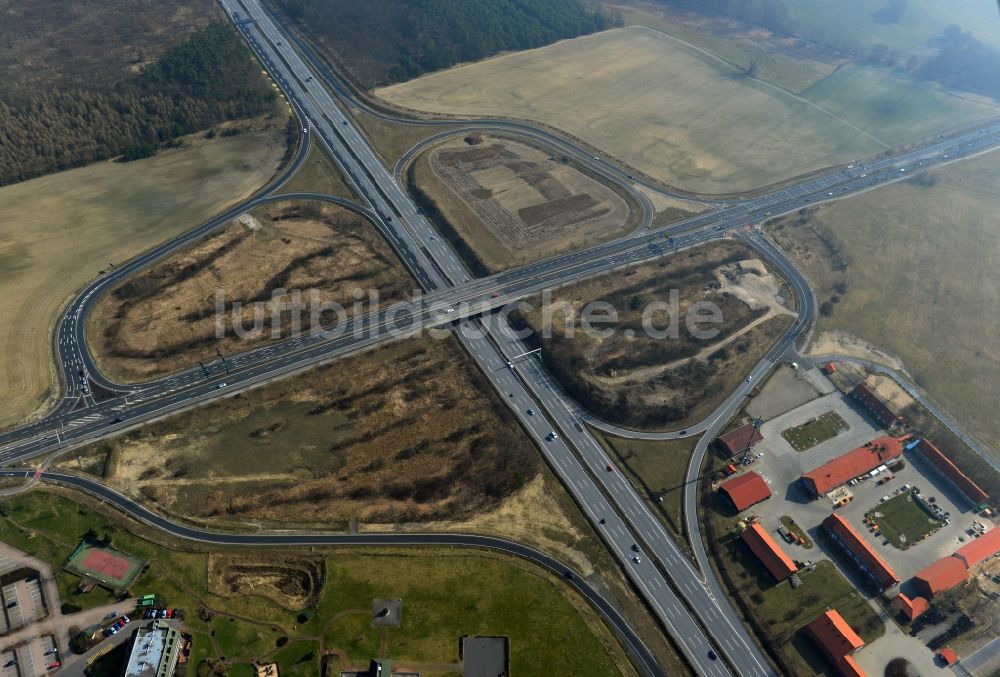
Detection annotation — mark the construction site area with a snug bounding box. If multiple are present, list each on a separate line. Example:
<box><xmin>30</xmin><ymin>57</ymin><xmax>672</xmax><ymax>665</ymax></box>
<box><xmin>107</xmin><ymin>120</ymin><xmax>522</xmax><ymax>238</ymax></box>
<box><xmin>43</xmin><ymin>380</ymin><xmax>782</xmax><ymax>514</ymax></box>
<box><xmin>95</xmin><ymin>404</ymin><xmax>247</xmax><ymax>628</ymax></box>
<box><xmin>408</xmin><ymin>135</ymin><xmax>637</xmax><ymax>273</ymax></box>
<box><xmin>513</xmin><ymin>240</ymin><xmax>795</xmax><ymax>429</ymax></box>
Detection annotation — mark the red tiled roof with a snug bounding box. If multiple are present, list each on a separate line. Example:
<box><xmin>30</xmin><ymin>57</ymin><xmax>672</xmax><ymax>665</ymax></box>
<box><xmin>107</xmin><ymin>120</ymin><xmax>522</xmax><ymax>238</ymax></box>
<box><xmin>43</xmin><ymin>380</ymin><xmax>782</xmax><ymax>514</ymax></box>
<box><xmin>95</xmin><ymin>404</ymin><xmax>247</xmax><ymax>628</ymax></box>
<box><xmin>896</xmin><ymin>593</ymin><xmax>930</xmax><ymax>621</ymax></box>
<box><xmin>836</xmin><ymin>656</ymin><xmax>867</xmax><ymax>677</ymax></box>
<box><xmin>719</xmin><ymin>471</ymin><xmax>771</xmax><ymax>512</ymax></box>
<box><xmin>806</xmin><ymin>610</ymin><xmax>866</xmax><ymax>676</ymax></box>
<box><xmin>822</xmin><ymin>514</ymin><xmax>899</xmax><ymax>590</ymax></box>
<box><xmin>913</xmin><ymin>556</ymin><xmax>968</xmax><ymax>598</ymax></box>
<box><xmin>916</xmin><ymin>439</ymin><xmax>989</xmax><ymax>506</ymax></box>
<box><xmin>954</xmin><ymin>526</ymin><xmax>1000</xmax><ymax>569</ymax></box>
<box><xmin>741</xmin><ymin>523</ymin><xmax>797</xmax><ymax>582</ymax></box>
<box><xmin>718</xmin><ymin>423</ymin><xmax>763</xmax><ymax>457</ymax></box>
<box><xmin>852</xmin><ymin>382</ymin><xmax>902</xmax><ymax>427</ymax></box>
<box><xmin>939</xmin><ymin>648</ymin><xmax>958</xmax><ymax>665</ymax></box>
<box><xmin>802</xmin><ymin>437</ymin><xmax>903</xmax><ymax>496</ymax></box>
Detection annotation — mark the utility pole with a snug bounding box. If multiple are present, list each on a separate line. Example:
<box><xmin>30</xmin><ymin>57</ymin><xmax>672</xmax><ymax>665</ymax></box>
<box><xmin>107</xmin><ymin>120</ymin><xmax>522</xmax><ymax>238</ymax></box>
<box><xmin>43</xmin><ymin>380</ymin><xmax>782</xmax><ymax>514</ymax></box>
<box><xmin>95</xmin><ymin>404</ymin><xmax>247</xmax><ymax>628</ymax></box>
<box><xmin>741</xmin><ymin>417</ymin><xmax>764</xmax><ymax>466</ymax></box>
<box><xmin>215</xmin><ymin>347</ymin><xmax>230</xmax><ymax>375</ymax></box>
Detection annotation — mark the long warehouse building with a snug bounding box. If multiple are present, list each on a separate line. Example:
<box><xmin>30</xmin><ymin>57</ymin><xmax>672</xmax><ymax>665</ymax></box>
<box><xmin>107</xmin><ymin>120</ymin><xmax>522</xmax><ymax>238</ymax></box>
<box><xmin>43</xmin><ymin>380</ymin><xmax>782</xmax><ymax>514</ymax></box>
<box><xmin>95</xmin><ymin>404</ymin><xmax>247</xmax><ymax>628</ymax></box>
<box><xmin>801</xmin><ymin>437</ymin><xmax>902</xmax><ymax>497</ymax></box>
<box><xmin>822</xmin><ymin>514</ymin><xmax>900</xmax><ymax>592</ymax></box>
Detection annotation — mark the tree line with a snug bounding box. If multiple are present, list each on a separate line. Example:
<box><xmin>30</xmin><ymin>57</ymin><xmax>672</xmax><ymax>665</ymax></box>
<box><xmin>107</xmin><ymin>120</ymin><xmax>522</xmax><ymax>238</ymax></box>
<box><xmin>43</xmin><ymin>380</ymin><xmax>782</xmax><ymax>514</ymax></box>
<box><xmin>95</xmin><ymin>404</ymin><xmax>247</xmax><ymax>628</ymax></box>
<box><xmin>0</xmin><ymin>23</ymin><xmax>277</xmax><ymax>187</ymax></box>
<box><xmin>273</xmin><ymin>0</ymin><xmax>620</xmax><ymax>86</ymax></box>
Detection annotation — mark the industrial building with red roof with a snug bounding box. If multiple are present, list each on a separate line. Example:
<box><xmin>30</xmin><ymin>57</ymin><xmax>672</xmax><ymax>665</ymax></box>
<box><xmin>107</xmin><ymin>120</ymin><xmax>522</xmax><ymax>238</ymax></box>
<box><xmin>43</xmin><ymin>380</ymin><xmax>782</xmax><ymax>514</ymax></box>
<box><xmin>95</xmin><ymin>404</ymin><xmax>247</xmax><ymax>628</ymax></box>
<box><xmin>806</xmin><ymin>610</ymin><xmax>866</xmax><ymax>677</ymax></box>
<box><xmin>916</xmin><ymin>439</ymin><xmax>989</xmax><ymax>506</ymax></box>
<box><xmin>822</xmin><ymin>514</ymin><xmax>900</xmax><ymax>591</ymax></box>
<box><xmin>894</xmin><ymin>593</ymin><xmax>930</xmax><ymax>621</ymax></box>
<box><xmin>740</xmin><ymin>523</ymin><xmax>798</xmax><ymax>582</ymax></box>
<box><xmin>851</xmin><ymin>382</ymin><xmax>903</xmax><ymax>428</ymax></box>
<box><xmin>801</xmin><ymin>437</ymin><xmax>903</xmax><ymax>497</ymax></box>
<box><xmin>717</xmin><ymin>423</ymin><xmax>763</xmax><ymax>457</ymax></box>
<box><xmin>954</xmin><ymin>526</ymin><xmax>1000</xmax><ymax>568</ymax></box>
<box><xmin>913</xmin><ymin>556</ymin><xmax>969</xmax><ymax>598</ymax></box>
<box><xmin>719</xmin><ymin>471</ymin><xmax>772</xmax><ymax>512</ymax></box>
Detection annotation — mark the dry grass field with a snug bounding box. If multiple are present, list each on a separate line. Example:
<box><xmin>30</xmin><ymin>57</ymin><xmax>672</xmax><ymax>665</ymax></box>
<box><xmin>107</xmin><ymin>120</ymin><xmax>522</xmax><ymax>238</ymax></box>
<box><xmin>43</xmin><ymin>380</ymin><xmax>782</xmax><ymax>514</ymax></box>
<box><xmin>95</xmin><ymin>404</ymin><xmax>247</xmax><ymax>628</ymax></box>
<box><xmin>412</xmin><ymin>136</ymin><xmax>634</xmax><ymax>272</ymax></box>
<box><xmin>87</xmin><ymin>200</ymin><xmax>410</xmax><ymax>382</ymax></box>
<box><xmin>376</xmin><ymin>27</ymin><xmax>997</xmax><ymax>195</ymax></box>
<box><xmin>769</xmin><ymin>150</ymin><xmax>1000</xmax><ymax>454</ymax></box>
<box><xmin>0</xmin><ymin>117</ymin><xmax>289</xmax><ymax>431</ymax></box>
<box><xmin>0</xmin><ymin>0</ymin><xmax>222</xmax><ymax>101</ymax></box>
<box><xmin>62</xmin><ymin>336</ymin><xmax>542</xmax><ymax>529</ymax></box>
<box><xmin>512</xmin><ymin>241</ymin><xmax>795</xmax><ymax>429</ymax></box>
<box><xmin>605</xmin><ymin>0</ymin><xmax>842</xmax><ymax>94</ymax></box>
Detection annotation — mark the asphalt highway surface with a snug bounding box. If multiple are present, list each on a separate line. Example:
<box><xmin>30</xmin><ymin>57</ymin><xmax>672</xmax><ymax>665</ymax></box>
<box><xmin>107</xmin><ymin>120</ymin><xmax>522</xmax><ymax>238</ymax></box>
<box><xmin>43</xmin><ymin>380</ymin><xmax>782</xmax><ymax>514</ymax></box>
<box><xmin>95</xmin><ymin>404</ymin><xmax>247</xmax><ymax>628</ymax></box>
<box><xmin>3</xmin><ymin>1</ymin><xmax>1000</xmax><ymax>674</ymax></box>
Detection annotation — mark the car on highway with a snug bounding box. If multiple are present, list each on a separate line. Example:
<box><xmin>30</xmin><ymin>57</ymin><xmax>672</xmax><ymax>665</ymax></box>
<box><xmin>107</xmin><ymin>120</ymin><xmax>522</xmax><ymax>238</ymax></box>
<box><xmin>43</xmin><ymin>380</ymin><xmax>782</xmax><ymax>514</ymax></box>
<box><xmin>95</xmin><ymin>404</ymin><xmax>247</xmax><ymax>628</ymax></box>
<box><xmin>526</xmin><ymin>409</ymin><xmax>534</xmax><ymax>416</ymax></box>
<box><xmin>606</xmin><ymin>464</ymin><xmax>614</xmax><ymax>472</ymax></box>
<box><xmin>745</xmin><ymin>376</ymin><xmax>752</xmax><ymax>382</ymax></box>
<box><xmin>708</xmin><ymin>650</ymin><xmax>718</xmax><ymax>661</ymax></box>
<box><xmin>547</xmin><ymin>431</ymin><xmax>558</xmax><ymax>441</ymax></box>
<box><xmin>217</xmin><ymin>383</ymin><xmax>226</xmax><ymax>389</ymax></box>
<box><xmin>632</xmin><ymin>556</ymin><xmax>641</xmax><ymax>564</ymax></box>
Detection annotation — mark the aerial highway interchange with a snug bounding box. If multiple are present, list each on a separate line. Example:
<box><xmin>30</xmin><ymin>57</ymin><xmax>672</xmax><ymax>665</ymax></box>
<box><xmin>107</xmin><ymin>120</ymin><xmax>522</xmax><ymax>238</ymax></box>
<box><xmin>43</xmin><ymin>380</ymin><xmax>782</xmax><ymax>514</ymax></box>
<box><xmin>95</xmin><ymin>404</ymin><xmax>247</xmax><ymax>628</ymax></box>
<box><xmin>2</xmin><ymin>1</ymin><xmax>1000</xmax><ymax>674</ymax></box>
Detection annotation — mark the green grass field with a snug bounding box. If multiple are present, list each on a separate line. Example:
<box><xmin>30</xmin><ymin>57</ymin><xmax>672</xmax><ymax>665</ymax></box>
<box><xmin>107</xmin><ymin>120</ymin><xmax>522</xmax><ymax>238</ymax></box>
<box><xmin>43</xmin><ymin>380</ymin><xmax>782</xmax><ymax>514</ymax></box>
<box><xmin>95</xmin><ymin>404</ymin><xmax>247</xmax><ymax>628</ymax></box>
<box><xmin>770</xmin><ymin>148</ymin><xmax>1000</xmax><ymax>455</ymax></box>
<box><xmin>376</xmin><ymin>26</ymin><xmax>997</xmax><ymax>195</ymax></box>
<box><xmin>780</xmin><ymin>516</ymin><xmax>813</xmax><ymax>549</ymax></box>
<box><xmin>351</xmin><ymin>109</ymin><xmax>460</xmax><ymax>167</ymax></box>
<box><xmin>0</xmin><ymin>490</ymin><xmax>636</xmax><ymax>676</ymax></box>
<box><xmin>591</xmin><ymin>430</ymin><xmax>696</xmax><ymax>540</ymax></box>
<box><xmin>781</xmin><ymin>411</ymin><xmax>849</xmax><ymax>451</ymax></box>
<box><xmin>867</xmin><ymin>491</ymin><xmax>943</xmax><ymax>549</ymax></box>
<box><xmin>277</xmin><ymin>142</ymin><xmax>356</xmax><ymax>198</ymax></box>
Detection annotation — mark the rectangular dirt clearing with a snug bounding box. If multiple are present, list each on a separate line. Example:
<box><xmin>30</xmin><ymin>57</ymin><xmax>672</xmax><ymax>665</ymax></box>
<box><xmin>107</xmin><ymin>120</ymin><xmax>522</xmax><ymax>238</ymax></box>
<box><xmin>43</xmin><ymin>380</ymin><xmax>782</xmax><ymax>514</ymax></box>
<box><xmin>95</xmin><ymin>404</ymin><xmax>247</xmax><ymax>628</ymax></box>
<box><xmin>376</xmin><ymin>27</ymin><xmax>993</xmax><ymax>194</ymax></box>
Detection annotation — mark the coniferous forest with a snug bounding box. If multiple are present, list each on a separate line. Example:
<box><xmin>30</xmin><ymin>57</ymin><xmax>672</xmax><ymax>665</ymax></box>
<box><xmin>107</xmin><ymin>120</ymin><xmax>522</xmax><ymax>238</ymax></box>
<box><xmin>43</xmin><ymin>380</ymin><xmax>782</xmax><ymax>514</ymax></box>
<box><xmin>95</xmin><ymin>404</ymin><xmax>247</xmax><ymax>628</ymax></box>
<box><xmin>273</xmin><ymin>0</ymin><xmax>620</xmax><ymax>86</ymax></box>
<box><xmin>0</xmin><ymin>23</ymin><xmax>277</xmax><ymax>187</ymax></box>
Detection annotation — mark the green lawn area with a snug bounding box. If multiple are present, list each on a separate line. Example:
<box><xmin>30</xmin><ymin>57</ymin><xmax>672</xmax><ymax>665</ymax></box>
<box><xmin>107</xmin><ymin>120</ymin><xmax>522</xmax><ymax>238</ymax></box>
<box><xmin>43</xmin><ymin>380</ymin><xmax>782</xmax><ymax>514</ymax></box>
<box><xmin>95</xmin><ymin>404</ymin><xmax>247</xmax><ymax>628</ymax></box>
<box><xmin>277</xmin><ymin>141</ymin><xmax>356</xmax><ymax>199</ymax></box>
<box><xmin>781</xmin><ymin>411</ymin><xmax>849</xmax><ymax>452</ymax></box>
<box><xmin>591</xmin><ymin>429</ymin><xmax>696</xmax><ymax>540</ymax></box>
<box><xmin>0</xmin><ymin>490</ymin><xmax>634</xmax><ymax>676</ymax></box>
<box><xmin>350</xmin><ymin>108</ymin><xmax>459</xmax><ymax>167</ymax></box>
<box><xmin>780</xmin><ymin>516</ymin><xmax>813</xmax><ymax>549</ymax></box>
<box><xmin>867</xmin><ymin>490</ymin><xmax>943</xmax><ymax>549</ymax></box>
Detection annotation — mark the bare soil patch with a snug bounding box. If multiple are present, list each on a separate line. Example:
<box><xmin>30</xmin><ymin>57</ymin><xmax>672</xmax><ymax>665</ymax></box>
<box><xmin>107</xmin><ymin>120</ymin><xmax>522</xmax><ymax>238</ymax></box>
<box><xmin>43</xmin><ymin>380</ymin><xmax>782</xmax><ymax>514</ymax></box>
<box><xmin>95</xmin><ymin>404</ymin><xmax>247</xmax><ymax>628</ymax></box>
<box><xmin>88</xmin><ymin>200</ymin><xmax>411</xmax><ymax>382</ymax></box>
<box><xmin>66</xmin><ymin>336</ymin><xmax>541</xmax><ymax>529</ymax></box>
<box><xmin>410</xmin><ymin>136</ymin><xmax>635</xmax><ymax>273</ymax></box>
<box><xmin>207</xmin><ymin>553</ymin><xmax>325</xmax><ymax>611</ymax></box>
<box><xmin>512</xmin><ymin>241</ymin><xmax>795</xmax><ymax>429</ymax></box>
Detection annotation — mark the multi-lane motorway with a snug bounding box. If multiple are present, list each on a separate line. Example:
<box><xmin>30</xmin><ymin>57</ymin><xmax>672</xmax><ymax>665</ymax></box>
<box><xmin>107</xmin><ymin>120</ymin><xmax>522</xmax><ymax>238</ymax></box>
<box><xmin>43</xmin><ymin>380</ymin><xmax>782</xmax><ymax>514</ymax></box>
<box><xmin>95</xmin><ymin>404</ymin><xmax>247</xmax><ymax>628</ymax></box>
<box><xmin>3</xmin><ymin>1</ymin><xmax>1000</xmax><ymax>674</ymax></box>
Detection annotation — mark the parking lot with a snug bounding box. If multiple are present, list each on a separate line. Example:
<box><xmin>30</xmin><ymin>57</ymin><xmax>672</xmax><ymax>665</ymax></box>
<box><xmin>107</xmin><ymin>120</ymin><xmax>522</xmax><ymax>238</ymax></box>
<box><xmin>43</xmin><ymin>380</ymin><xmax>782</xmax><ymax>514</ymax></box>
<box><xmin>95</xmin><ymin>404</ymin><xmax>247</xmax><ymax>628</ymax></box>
<box><xmin>0</xmin><ymin>634</ymin><xmax>56</xmax><ymax>677</ymax></box>
<box><xmin>1</xmin><ymin>578</ymin><xmax>45</xmax><ymax>635</ymax></box>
